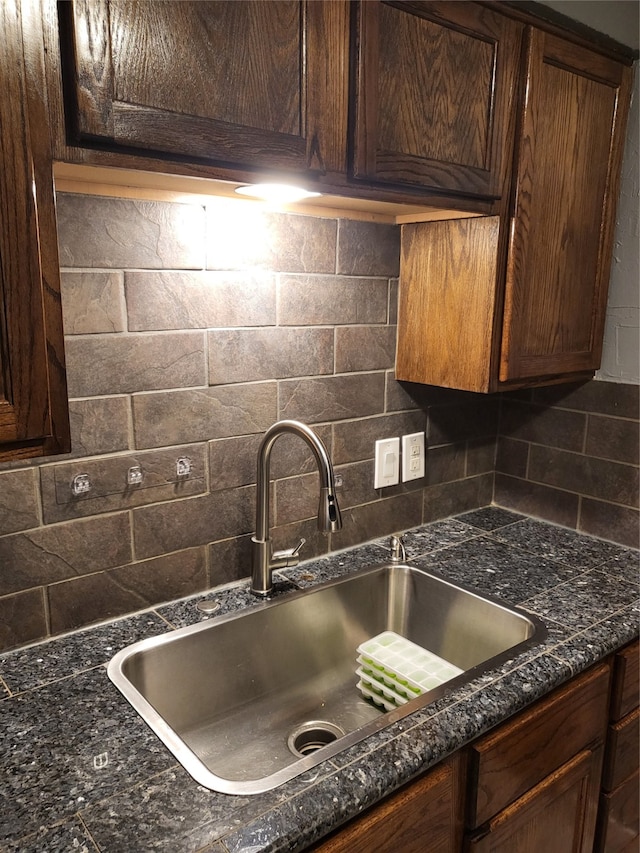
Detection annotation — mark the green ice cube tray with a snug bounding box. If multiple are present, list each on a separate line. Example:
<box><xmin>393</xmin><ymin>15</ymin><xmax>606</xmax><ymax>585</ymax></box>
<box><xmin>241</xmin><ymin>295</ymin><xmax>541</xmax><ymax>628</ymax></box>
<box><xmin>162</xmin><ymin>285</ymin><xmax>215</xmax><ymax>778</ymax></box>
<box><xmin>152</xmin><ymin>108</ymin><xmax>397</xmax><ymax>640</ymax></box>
<box><xmin>356</xmin><ymin>630</ymin><xmax>463</xmax><ymax>708</ymax></box>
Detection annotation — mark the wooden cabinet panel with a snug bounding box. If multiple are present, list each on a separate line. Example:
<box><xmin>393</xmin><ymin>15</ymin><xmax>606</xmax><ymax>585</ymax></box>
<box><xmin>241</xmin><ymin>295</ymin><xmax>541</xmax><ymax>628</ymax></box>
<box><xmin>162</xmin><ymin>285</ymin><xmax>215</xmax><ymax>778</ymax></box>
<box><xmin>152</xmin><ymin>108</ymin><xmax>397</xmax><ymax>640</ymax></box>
<box><xmin>499</xmin><ymin>29</ymin><xmax>633</xmax><ymax>382</ymax></box>
<box><xmin>596</xmin><ymin>641</ymin><xmax>639</xmax><ymax>852</ymax></box>
<box><xmin>467</xmin><ymin>746</ymin><xmax>603</xmax><ymax>853</ymax></box>
<box><xmin>396</xmin><ymin>216</ymin><xmax>502</xmax><ymax>392</ymax></box>
<box><xmin>603</xmin><ymin>708</ymin><xmax>640</xmax><ymax>792</ymax></box>
<box><xmin>0</xmin><ymin>0</ymin><xmax>70</xmax><ymax>460</ymax></box>
<box><xmin>395</xmin><ymin>23</ymin><xmax>632</xmax><ymax>393</ymax></box>
<box><xmin>597</xmin><ymin>770</ymin><xmax>639</xmax><ymax>853</ymax></box>
<box><xmin>610</xmin><ymin>640</ymin><xmax>639</xmax><ymax>722</ymax></box>
<box><xmin>62</xmin><ymin>0</ymin><xmax>349</xmax><ymax>176</ymax></box>
<box><xmin>467</xmin><ymin>662</ymin><xmax>610</xmax><ymax>827</ymax></box>
<box><xmin>351</xmin><ymin>1</ymin><xmax>522</xmax><ymax>198</ymax></box>
<box><xmin>308</xmin><ymin>756</ymin><xmax>464</xmax><ymax>852</ymax></box>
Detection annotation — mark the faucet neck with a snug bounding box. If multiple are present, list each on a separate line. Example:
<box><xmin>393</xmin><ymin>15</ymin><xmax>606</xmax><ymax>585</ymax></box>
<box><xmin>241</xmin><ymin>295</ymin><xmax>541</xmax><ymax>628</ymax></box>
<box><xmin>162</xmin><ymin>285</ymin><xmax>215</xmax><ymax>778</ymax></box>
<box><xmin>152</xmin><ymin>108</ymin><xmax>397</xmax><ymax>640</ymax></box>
<box><xmin>254</xmin><ymin>420</ymin><xmax>333</xmax><ymax>542</ymax></box>
<box><xmin>251</xmin><ymin>420</ymin><xmax>342</xmax><ymax>596</ymax></box>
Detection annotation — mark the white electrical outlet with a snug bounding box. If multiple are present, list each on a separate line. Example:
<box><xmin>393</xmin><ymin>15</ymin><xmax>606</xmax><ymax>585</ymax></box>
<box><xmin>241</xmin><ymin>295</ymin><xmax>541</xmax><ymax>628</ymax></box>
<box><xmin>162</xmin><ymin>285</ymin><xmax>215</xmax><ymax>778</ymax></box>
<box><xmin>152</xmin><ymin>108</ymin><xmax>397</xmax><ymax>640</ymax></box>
<box><xmin>401</xmin><ymin>432</ymin><xmax>425</xmax><ymax>481</ymax></box>
<box><xmin>374</xmin><ymin>437</ymin><xmax>400</xmax><ymax>488</ymax></box>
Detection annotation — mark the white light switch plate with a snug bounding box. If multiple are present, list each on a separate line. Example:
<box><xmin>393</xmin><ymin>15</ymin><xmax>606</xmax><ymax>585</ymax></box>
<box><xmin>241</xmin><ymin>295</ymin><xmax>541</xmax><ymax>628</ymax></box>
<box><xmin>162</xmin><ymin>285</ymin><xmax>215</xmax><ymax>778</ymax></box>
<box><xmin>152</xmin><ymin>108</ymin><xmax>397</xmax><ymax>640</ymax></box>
<box><xmin>374</xmin><ymin>437</ymin><xmax>400</xmax><ymax>488</ymax></box>
<box><xmin>402</xmin><ymin>432</ymin><xmax>425</xmax><ymax>481</ymax></box>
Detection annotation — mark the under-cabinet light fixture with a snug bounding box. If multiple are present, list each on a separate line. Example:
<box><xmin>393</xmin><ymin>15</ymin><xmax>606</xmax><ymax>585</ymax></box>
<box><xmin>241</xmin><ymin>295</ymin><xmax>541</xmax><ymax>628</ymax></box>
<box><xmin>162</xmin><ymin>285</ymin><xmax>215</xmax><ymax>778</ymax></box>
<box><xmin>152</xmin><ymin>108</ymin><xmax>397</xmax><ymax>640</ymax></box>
<box><xmin>234</xmin><ymin>183</ymin><xmax>321</xmax><ymax>204</ymax></box>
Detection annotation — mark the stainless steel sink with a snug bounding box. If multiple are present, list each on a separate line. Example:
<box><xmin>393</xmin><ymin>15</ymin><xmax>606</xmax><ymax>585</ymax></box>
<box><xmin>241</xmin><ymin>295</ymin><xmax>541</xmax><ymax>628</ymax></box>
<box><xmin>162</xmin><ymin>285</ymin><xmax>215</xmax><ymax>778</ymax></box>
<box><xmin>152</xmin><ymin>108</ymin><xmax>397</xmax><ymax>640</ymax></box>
<box><xmin>108</xmin><ymin>561</ymin><xmax>546</xmax><ymax>794</ymax></box>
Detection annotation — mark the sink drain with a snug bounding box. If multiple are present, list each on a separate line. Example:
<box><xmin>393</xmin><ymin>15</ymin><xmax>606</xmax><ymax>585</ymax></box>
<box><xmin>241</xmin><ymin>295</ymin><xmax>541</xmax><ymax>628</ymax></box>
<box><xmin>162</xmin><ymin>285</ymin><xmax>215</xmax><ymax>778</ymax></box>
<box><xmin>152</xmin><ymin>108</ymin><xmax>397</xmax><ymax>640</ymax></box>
<box><xmin>287</xmin><ymin>721</ymin><xmax>345</xmax><ymax>758</ymax></box>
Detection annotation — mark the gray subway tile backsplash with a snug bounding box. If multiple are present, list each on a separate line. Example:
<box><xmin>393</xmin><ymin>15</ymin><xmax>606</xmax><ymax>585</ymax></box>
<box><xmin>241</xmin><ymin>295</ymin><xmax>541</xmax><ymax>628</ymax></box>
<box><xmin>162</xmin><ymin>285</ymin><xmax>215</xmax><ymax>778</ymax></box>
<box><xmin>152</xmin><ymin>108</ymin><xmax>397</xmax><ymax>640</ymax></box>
<box><xmin>336</xmin><ymin>219</ymin><xmax>401</xmax><ymax>277</ymax></box>
<box><xmin>0</xmin><ymin>513</ymin><xmax>132</xmax><ymax>597</ymax></box>
<box><xmin>278</xmin><ymin>275</ymin><xmax>389</xmax><ymax>325</ymax></box>
<box><xmin>57</xmin><ymin>194</ymin><xmax>206</xmax><ymax>269</ymax></box>
<box><xmin>60</xmin><ymin>271</ymin><xmax>126</xmax><ymax>334</ymax></box>
<box><xmin>0</xmin><ymin>469</ymin><xmax>40</xmax><ymax>536</ymax></box>
<box><xmin>334</xmin><ymin>325</ymin><xmax>397</xmax><ymax>373</ymax></box>
<box><xmin>132</xmin><ymin>383</ymin><xmax>278</xmax><ymax>448</ymax></box>
<box><xmin>208</xmin><ymin>327</ymin><xmax>334</xmax><ymax>385</ymax></box>
<box><xmin>0</xmin><ymin>192</ymin><xmax>636</xmax><ymax>652</ymax></box>
<box><xmin>65</xmin><ymin>332</ymin><xmax>206</xmax><ymax>397</ymax></box>
<box><xmin>67</xmin><ymin>397</ymin><xmax>131</xmax><ymax>458</ymax></box>
<box><xmin>126</xmin><ymin>270</ymin><xmax>277</xmax><ymax>331</ymax></box>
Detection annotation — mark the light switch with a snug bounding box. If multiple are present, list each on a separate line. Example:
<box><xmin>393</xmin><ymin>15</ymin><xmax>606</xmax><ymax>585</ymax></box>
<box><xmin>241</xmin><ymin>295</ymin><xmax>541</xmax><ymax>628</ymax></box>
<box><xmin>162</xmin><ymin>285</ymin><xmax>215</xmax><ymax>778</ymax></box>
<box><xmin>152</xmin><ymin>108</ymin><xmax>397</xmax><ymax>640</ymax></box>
<box><xmin>374</xmin><ymin>437</ymin><xmax>400</xmax><ymax>488</ymax></box>
<box><xmin>402</xmin><ymin>432</ymin><xmax>425</xmax><ymax>481</ymax></box>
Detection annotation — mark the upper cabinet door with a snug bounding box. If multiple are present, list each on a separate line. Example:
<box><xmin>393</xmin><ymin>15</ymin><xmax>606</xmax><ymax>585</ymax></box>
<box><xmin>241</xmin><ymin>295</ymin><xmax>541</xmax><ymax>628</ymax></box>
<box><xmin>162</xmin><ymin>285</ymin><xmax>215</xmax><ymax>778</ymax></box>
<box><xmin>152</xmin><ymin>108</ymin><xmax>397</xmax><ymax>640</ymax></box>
<box><xmin>62</xmin><ymin>0</ymin><xmax>349</xmax><ymax>176</ymax></box>
<box><xmin>499</xmin><ymin>30</ymin><xmax>633</xmax><ymax>383</ymax></box>
<box><xmin>351</xmin><ymin>1</ymin><xmax>523</xmax><ymax>199</ymax></box>
<box><xmin>0</xmin><ymin>0</ymin><xmax>70</xmax><ymax>459</ymax></box>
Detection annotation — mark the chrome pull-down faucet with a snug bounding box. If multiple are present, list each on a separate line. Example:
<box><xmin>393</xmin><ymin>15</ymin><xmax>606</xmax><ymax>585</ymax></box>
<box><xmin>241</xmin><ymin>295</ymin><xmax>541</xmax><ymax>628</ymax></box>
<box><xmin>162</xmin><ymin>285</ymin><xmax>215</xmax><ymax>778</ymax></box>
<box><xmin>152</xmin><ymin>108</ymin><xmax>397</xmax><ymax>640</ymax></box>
<box><xmin>250</xmin><ymin>420</ymin><xmax>342</xmax><ymax>597</ymax></box>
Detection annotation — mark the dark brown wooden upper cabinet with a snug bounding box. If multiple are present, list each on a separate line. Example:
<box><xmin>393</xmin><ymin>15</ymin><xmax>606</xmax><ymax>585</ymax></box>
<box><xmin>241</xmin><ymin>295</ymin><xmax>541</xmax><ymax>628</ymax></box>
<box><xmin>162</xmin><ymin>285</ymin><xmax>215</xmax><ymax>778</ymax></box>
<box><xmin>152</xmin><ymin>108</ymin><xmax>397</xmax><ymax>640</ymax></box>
<box><xmin>499</xmin><ymin>29</ymin><xmax>633</xmax><ymax>384</ymax></box>
<box><xmin>60</xmin><ymin>0</ymin><xmax>350</xmax><ymax>178</ymax></box>
<box><xmin>350</xmin><ymin>1</ymin><xmax>523</xmax><ymax>199</ymax></box>
<box><xmin>0</xmin><ymin>0</ymin><xmax>70</xmax><ymax>461</ymax></box>
<box><xmin>396</xmin><ymin>25</ymin><xmax>633</xmax><ymax>394</ymax></box>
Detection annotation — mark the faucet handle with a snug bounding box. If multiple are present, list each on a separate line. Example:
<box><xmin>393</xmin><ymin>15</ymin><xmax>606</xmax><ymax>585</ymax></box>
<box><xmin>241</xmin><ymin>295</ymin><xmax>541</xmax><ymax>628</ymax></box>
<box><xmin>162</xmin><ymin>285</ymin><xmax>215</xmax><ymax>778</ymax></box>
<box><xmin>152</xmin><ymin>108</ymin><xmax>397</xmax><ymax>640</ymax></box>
<box><xmin>289</xmin><ymin>538</ymin><xmax>306</xmax><ymax>557</ymax></box>
<box><xmin>273</xmin><ymin>538</ymin><xmax>306</xmax><ymax>567</ymax></box>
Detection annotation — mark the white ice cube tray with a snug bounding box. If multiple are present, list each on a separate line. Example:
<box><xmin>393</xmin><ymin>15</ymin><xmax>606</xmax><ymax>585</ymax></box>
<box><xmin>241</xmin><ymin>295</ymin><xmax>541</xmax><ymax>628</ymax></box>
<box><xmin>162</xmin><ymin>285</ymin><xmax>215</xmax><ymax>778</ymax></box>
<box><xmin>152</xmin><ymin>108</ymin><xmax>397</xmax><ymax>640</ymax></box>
<box><xmin>356</xmin><ymin>631</ymin><xmax>463</xmax><ymax>709</ymax></box>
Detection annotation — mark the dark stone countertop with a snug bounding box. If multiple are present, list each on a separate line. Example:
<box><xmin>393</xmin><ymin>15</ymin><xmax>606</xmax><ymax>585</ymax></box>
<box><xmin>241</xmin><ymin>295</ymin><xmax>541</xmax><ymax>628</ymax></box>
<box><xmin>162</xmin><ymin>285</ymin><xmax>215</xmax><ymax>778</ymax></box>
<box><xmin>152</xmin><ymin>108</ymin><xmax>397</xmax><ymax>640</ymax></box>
<box><xmin>1</xmin><ymin>508</ymin><xmax>638</xmax><ymax>853</ymax></box>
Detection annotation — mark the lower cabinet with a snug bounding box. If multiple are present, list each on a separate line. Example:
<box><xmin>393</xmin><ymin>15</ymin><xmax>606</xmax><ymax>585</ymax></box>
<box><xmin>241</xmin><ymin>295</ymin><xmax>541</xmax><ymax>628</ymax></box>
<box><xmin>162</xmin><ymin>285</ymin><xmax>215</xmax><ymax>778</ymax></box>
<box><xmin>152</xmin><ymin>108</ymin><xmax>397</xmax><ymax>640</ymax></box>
<box><xmin>595</xmin><ymin>640</ymin><xmax>640</xmax><ymax>852</ymax></box>
<box><xmin>309</xmin><ymin>652</ymin><xmax>640</xmax><ymax>852</ymax></box>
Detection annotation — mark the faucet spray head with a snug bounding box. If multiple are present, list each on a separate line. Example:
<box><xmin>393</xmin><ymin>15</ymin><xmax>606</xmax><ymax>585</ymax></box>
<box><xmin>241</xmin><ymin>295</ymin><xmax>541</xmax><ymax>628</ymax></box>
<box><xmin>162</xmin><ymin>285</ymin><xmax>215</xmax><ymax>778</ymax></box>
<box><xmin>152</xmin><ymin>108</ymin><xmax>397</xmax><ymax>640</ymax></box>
<box><xmin>318</xmin><ymin>486</ymin><xmax>342</xmax><ymax>533</ymax></box>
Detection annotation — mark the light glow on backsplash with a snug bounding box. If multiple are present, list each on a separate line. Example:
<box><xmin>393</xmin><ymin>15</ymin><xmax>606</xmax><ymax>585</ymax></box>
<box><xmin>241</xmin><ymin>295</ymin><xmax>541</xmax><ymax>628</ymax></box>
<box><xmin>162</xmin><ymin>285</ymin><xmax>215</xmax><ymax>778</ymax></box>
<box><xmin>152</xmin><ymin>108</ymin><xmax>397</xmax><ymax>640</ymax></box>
<box><xmin>204</xmin><ymin>198</ymin><xmax>274</xmax><ymax>270</ymax></box>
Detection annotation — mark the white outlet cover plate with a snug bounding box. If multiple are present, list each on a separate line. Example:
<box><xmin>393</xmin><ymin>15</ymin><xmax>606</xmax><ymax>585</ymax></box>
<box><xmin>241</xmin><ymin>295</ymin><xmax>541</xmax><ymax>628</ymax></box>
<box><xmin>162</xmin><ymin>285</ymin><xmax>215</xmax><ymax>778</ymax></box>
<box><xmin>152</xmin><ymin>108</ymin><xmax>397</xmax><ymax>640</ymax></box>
<box><xmin>402</xmin><ymin>432</ymin><xmax>425</xmax><ymax>481</ymax></box>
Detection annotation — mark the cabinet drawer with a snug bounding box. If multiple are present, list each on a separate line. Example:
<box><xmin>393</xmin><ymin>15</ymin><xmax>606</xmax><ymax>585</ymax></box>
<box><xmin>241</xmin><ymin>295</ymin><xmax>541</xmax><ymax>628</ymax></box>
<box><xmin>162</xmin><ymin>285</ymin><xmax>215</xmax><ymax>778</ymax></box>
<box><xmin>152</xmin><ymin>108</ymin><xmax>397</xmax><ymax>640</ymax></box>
<box><xmin>610</xmin><ymin>641</ymin><xmax>639</xmax><ymax>722</ymax></box>
<box><xmin>602</xmin><ymin>707</ymin><xmax>640</xmax><ymax>793</ymax></box>
<box><xmin>308</xmin><ymin>755</ymin><xmax>463</xmax><ymax>852</ymax></box>
<box><xmin>466</xmin><ymin>746</ymin><xmax>603</xmax><ymax>853</ymax></box>
<box><xmin>596</xmin><ymin>769</ymin><xmax>639</xmax><ymax>853</ymax></box>
<box><xmin>467</xmin><ymin>663</ymin><xmax>610</xmax><ymax>828</ymax></box>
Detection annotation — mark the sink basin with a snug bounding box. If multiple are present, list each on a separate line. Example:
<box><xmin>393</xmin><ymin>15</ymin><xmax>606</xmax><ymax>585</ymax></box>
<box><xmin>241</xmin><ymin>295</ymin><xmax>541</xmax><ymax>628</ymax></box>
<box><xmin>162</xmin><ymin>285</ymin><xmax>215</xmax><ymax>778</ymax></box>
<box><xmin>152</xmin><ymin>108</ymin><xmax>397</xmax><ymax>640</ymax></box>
<box><xmin>108</xmin><ymin>561</ymin><xmax>546</xmax><ymax>794</ymax></box>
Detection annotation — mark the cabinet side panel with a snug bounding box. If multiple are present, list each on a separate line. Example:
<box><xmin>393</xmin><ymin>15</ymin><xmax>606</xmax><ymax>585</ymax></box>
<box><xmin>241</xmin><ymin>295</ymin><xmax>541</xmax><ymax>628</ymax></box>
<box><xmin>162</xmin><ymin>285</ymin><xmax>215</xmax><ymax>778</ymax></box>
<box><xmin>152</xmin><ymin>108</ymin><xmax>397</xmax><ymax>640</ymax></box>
<box><xmin>396</xmin><ymin>217</ymin><xmax>500</xmax><ymax>393</ymax></box>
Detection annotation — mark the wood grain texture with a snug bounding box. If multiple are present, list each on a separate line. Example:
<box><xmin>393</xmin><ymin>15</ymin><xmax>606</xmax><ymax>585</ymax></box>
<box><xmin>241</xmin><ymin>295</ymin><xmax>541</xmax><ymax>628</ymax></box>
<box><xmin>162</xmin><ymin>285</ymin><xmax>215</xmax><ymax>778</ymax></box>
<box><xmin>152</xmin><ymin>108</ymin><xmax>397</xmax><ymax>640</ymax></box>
<box><xmin>352</xmin><ymin>1</ymin><xmax>523</xmax><ymax>197</ymax></box>
<box><xmin>0</xmin><ymin>0</ymin><xmax>50</xmax><ymax>443</ymax></box>
<box><xmin>305</xmin><ymin>0</ymin><xmax>350</xmax><ymax>174</ymax></box>
<box><xmin>64</xmin><ymin>0</ymin><xmax>348</xmax><ymax>175</ymax></box>
<box><xmin>110</xmin><ymin>0</ymin><xmax>301</xmax><ymax>133</ymax></box>
<box><xmin>610</xmin><ymin>640</ymin><xmax>639</xmax><ymax>722</ymax></box>
<box><xmin>603</xmin><ymin>709</ymin><xmax>640</xmax><ymax>793</ymax></box>
<box><xmin>70</xmin><ymin>0</ymin><xmax>114</xmax><ymax>137</ymax></box>
<box><xmin>467</xmin><ymin>662</ymin><xmax>610</xmax><ymax>827</ymax></box>
<box><xmin>595</xmin><ymin>770</ymin><xmax>639</xmax><ymax>853</ymax></box>
<box><xmin>308</xmin><ymin>755</ymin><xmax>464</xmax><ymax>852</ymax></box>
<box><xmin>21</xmin><ymin>0</ymin><xmax>71</xmax><ymax>455</ymax></box>
<box><xmin>500</xmin><ymin>28</ymin><xmax>632</xmax><ymax>382</ymax></box>
<box><xmin>467</xmin><ymin>746</ymin><xmax>604</xmax><ymax>853</ymax></box>
<box><xmin>396</xmin><ymin>217</ymin><xmax>501</xmax><ymax>392</ymax></box>
<box><xmin>0</xmin><ymin>0</ymin><xmax>70</xmax><ymax>456</ymax></box>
